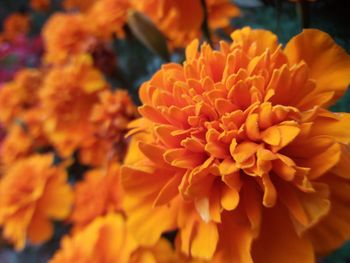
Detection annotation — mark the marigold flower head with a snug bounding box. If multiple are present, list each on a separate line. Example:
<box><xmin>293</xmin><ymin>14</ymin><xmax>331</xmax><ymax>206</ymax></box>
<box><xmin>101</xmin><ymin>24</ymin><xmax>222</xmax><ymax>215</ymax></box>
<box><xmin>131</xmin><ymin>0</ymin><xmax>240</xmax><ymax>48</ymax></box>
<box><xmin>0</xmin><ymin>69</ymin><xmax>43</xmax><ymax>127</ymax></box>
<box><xmin>0</xmin><ymin>108</ymin><xmax>48</xmax><ymax>166</ymax></box>
<box><xmin>131</xmin><ymin>0</ymin><xmax>203</xmax><ymax>48</ymax></box>
<box><xmin>78</xmin><ymin>90</ymin><xmax>137</xmax><ymax>166</ymax></box>
<box><xmin>40</xmin><ymin>55</ymin><xmax>107</xmax><ymax>157</ymax></box>
<box><xmin>30</xmin><ymin>0</ymin><xmax>51</xmax><ymax>12</ymax></box>
<box><xmin>62</xmin><ymin>0</ymin><xmax>97</xmax><ymax>12</ymax></box>
<box><xmin>78</xmin><ymin>139</ymin><xmax>112</xmax><ymax>167</ymax></box>
<box><xmin>42</xmin><ymin>13</ymin><xmax>95</xmax><ymax>64</ymax></box>
<box><xmin>122</xmin><ymin>27</ymin><xmax>350</xmax><ymax>262</ymax></box>
<box><xmin>1</xmin><ymin>13</ymin><xmax>31</xmax><ymax>42</ymax></box>
<box><xmin>91</xmin><ymin>90</ymin><xmax>137</xmax><ymax>141</ymax></box>
<box><xmin>0</xmin><ymin>124</ymin><xmax>33</xmax><ymax>166</ymax></box>
<box><xmin>87</xmin><ymin>0</ymin><xmax>130</xmax><ymax>39</ymax></box>
<box><xmin>206</xmin><ymin>0</ymin><xmax>241</xmax><ymax>29</ymax></box>
<box><xmin>52</xmin><ymin>212</ymin><xmax>195</xmax><ymax>263</ymax></box>
<box><xmin>50</xmin><ymin>213</ymin><xmax>137</xmax><ymax>263</ymax></box>
<box><xmin>0</xmin><ymin>154</ymin><xmax>73</xmax><ymax>250</ymax></box>
<box><xmin>19</xmin><ymin>108</ymin><xmax>48</xmax><ymax>147</ymax></box>
<box><xmin>70</xmin><ymin>163</ymin><xmax>124</xmax><ymax>230</ymax></box>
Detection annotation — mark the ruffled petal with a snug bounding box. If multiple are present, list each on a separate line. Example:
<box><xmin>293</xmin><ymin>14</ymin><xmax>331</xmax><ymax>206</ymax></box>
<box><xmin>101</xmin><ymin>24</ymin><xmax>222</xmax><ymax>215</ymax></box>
<box><xmin>191</xmin><ymin>221</ymin><xmax>219</xmax><ymax>260</ymax></box>
<box><xmin>309</xmin><ymin>176</ymin><xmax>350</xmax><ymax>254</ymax></box>
<box><xmin>124</xmin><ymin>195</ymin><xmax>178</xmax><ymax>246</ymax></box>
<box><xmin>231</xmin><ymin>27</ymin><xmax>279</xmax><ymax>57</ymax></box>
<box><xmin>252</xmin><ymin>205</ymin><xmax>315</xmax><ymax>263</ymax></box>
<box><xmin>213</xmin><ymin>211</ymin><xmax>254</xmax><ymax>263</ymax></box>
<box><xmin>285</xmin><ymin>29</ymin><xmax>350</xmax><ymax>107</ymax></box>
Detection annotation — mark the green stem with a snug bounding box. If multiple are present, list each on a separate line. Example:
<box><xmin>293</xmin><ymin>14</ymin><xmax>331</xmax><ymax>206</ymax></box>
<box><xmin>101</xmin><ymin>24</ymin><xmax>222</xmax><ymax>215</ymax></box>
<box><xmin>200</xmin><ymin>0</ymin><xmax>213</xmax><ymax>46</ymax></box>
<box><xmin>297</xmin><ymin>0</ymin><xmax>311</xmax><ymax>29</ymax></box>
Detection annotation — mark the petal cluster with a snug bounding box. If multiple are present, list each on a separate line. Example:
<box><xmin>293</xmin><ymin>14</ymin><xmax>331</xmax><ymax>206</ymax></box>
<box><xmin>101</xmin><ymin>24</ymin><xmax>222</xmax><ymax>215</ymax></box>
<box><xmin>91</xmin><ymin>90</ymin><xmax>137</xmax><ymax>140</ymax></box>
<box><xmin>0</xmin><ymin>69</ymin><xmax>43</xmax><ymax>126</ymax></box>
<box><xmin>49</xmin><ymin>214</ymin><xmax>137</xmax><ymax>263</ymax></box>
<box><xmin>70</xmin><ymin>163</ymin><xmax>124</xmax><ymax>230</ymax></box>
<box><xmin>62</xmin><ymin>0</ymin><xmax>96</xmax><ymax>12</ymax></box>
<box><xmin>39</xmin><ymin>55</ymin><xmax>107</xmax><ymax>157</ymax></box>
<box><xmin>79</xmin><ymin>90</ymin><xmax>137</xmax><ymax>166</ymax></box>
<box><xmin>51</xmin><ymin>213</ymin><xmax>188</xmax><ymax>263</ymax></box>
<box><xmin>30</xmin><ymin>0</ymin><xmax>51</xmax><ymax>12</ymax></box>
<box><xmin>122</xmin><ymin>27</ymin><xmax>350</xmax><ymax>262</ymax></box>
<box><xmin>131</xmin><ymin>0</ymin><xmax>240</xmax><ymax>48</ymax></box>
<box><xmin>42</xmin><ymin>13</ymin><xmax>95</xmax><ymax>64</ymax></box>
<box><xmin>0</xmin><ymin>13</ymin><xmax>30</xmax><ymax>42</ymax></box>
<box><xmin>86</xmin><ymin>0</ymin><xmax>130</xmax><ymax>39</ymax></box>
<box><xmin>0</xmin><ymin>154</ymin><xmax>73</xmax><ymax>250</ymax></box>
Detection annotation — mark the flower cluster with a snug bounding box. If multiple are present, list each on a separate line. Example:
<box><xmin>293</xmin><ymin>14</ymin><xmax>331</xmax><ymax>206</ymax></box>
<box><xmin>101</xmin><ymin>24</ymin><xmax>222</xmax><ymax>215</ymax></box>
<box><xmin>0</xmin><ymin>154</ymin><xmax>73</xmax><ymax>250</ymax></box>
<box><xmin>42</xmin><ymin>0</ymin><xmax>240</xmax><ymax>62</ymax></box>
<box><xmin>1</xmin><ymin>1</ymin><xmax>350</xmax><ymax>263</ymax></box>
<box><xmin>131</xmin><ymin>0</ymin><xmax>240</xmax><ymax>48</ymax></box>
<box><xmin>0</xmin><ymin>1</ymin><xmax>138</xmax><ymax>256</ymax></box>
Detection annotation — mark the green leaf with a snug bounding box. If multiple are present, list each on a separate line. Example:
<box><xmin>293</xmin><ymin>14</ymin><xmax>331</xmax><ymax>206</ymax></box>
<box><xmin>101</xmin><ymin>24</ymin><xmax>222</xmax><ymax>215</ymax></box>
<box><xmin>127</xmin><ymin>9</ymin><xmax>170</xmax><ymax>62</ymax></box>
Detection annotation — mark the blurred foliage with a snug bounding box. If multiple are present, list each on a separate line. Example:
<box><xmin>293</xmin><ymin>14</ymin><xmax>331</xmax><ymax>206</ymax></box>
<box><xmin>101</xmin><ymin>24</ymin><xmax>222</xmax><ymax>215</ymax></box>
<box><xmin>322</xmin><ymin>242</ymin><xmax>350</xmax><ymax>263</ymax></box>
<box><xmin>0</xmin><ymin>0</ymin><xmax>350</xmax><ymax>262</ymax></box>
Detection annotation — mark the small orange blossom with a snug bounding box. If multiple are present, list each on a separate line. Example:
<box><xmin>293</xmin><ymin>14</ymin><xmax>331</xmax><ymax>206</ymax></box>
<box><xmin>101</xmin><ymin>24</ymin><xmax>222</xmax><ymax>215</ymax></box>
<box><xmin>0</xmin><ymin>154</ymin><xmax>73</xmax><ymax>250</ymax></box>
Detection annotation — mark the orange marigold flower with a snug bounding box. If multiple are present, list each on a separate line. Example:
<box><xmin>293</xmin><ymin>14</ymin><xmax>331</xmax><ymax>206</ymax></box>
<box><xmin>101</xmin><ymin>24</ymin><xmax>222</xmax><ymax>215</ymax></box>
<box><xmin>52</xmin><ymin>212</ymin><xmax>194</xmax><ymax>263</ymax></box>
<box><xmin>49</xmin><ymin>213</ymin><xmax>137</xmax><ymax>263</ymax></box>
<box><xmin>0</xmin><ymin>109</ymin><xmax>48</xmax><ymax>166</ymax></box>
<box><xmin>1</xmin><ymin>13</ymin><xmax>30</xmax><ymax>42</ymax></box>
<box><xmin>30</xmin><ymin>0</ymin><xmax>51</xmax><ymax>12</ymax></box>
<box><xmin>131</xmin><ymin>0</ymin><xmax>203</xmax><ymax>48</ymax></box>
<box><xmin>0</xmin><ymin>154</ymin><xmax>73</xmax><ymax>250</ymax></box>
<box><xmin>78</xmin><ymin>139</ymin><xmax>112</xmax><ymax>167</ymax></box>
<box><xmin>20</xmin><ymin>108</ymin><xmax>48</xmax><ymax>147</ymax></box>
<box><xmin>131</xmin><ymin>0</ymin><xmax>240</xmax><ymax>48</ymax></box>
<box><xmin>79</xmin><ymin>89</ymin><xmax>137</xmax><ymax>166</ymax></box>
<box><xmin>70</xmin><ymin>163</ymin><xmax>123</xmax><ymax>230</ymax></box>
<box><xmin>91</xmin><ymin>90</ymin><xmax>137</xmax><ymax>141</ymax></box>
<box><xmin>40</xmin><ymin>55</ymin><xmax>107</xmax><ymax>157</ymax></box>
<box><xmin>206</xmin><ymin>0</ymin><xmax>241</xmax><ymax>30</ymax></box>
<box><xmin>62</xmin><ymin>0</ymin><xmax>97</xmax><ymax>12</ymax></box>
<box><xmin>0</xmin><ymin>69</ymin><xmax>43</xmax><ymax>127</ymax></box>
<box><xmin>42</xmin><ymin>13</ymin><xmax>95</xmax><ymax>64</ymax></box>
<box><xmin>0</xmin><ymin>124</ymin><xmax>33</xmax><ymax>166</ymax></box>
<box><xmin>122</xmin><ymin>27</ymin><xmax>350</xmax><ymax>262</ymax></box>
<box><xmin>87</xmin><ymin>0</ymin><xmax>130</xmax><ymax>39</ymax></box>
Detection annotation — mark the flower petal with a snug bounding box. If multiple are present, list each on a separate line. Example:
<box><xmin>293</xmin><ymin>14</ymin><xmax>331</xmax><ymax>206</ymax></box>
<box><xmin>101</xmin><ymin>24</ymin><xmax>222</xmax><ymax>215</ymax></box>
<box><xmin>310</xmin><ymin>113</ymin><xmax>350</xmax><ymax>144</ymax></box>
<box><xmin>231</xmin><ymin>27</ymin><xmax>279</xmax><ymax>56</ymax></box>
<box><xmin>309</xmin><ymin>177</ymin><xmax>350</xmax><ymax>254</ymax></box>
<box><xmin>278</xmin><ymin>181</ymin><xmax>330</xmax><ymax>235</ymax></box>
<box><xmin>285</xmin><ymin>29</ymin><xmax>350</xmax><ymax>106</ymax></box>
<box><xmin>252</xmin><ymin>205</ymin><xmax>314</xmax><ymax>263</ymax></box>
<box><xmin>214</xmin><ymin>211</ymin><xmax>254</xmax><ymax>263</ymax></box>
<box><xmin>124</xmin><ymin>195</ymin><xmax>178</xmax><ymax>246</ymax></box>
<box><xmin>27</xmin><ymin>212</ymin><xmax>53</xmax><ymax>245</ymax></box>
<box><xmin>190</xmin><ymin>221</ymin><xmax>219</xmax><ymax>260</ymax></box>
